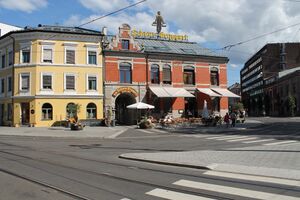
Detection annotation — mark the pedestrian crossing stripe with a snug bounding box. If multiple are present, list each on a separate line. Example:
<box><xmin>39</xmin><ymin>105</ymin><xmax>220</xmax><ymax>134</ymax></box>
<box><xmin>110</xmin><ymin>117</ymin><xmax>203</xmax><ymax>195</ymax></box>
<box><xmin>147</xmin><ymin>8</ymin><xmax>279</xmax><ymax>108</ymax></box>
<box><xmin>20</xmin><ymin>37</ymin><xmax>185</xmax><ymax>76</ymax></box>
<box><xmin>203</xmin><ymin>171</ymin><xmax>300</xmax><ymax>187</ymax></box>
<box><xmin>263</xmin><ymin>140</ymin><xmax>298</xmax><ymax>146</ymax></box>
<box><xmin>146</xmin><ymin>188</ymin><xmax>214</xmax><ymax>200</ymax></box>
<box><xmin>173</xmin><ymin>179</ymin><xmax>299</xmax><ymax>200</ymax></box>
<box><xmin>243</xmin><ymin>139</ymin><xmax>274</xmax><ymax>144</ymax></box>
<box><xmin>215</xmin><ymin>136</ymin><xmax>248</xmax><ymax>140</ymax></box>
<box><xmin>206</xmin><ymin>135</ymin><xmax>237</xmax><ymax>140</ymax></box>
<box><xmin>227</xmin><ymin>137</ymin><xmax>257</xmax><ymax>142</ymax></box>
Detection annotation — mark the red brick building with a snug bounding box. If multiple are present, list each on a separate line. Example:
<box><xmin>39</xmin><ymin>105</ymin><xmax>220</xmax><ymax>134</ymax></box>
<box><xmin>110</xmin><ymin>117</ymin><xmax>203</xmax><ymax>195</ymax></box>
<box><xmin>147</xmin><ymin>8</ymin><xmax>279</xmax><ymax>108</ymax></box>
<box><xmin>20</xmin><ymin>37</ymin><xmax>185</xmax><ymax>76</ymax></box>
<box><xmin>103</xmin><ymin>24</ymin><xmax>236</xmax><ymax>124</ymax></box>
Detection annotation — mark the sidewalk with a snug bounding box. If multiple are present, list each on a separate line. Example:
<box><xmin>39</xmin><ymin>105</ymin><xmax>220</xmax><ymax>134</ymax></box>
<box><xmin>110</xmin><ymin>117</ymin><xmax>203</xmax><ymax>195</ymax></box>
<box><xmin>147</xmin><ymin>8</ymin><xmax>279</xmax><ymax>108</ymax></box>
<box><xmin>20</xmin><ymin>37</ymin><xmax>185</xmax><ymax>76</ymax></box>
<box><xmin>0</xmin><ymin>126</ymin><xmax>127</xmax><ymax>138</ymax></box>
<box><xmin>120</xmin><ymin>142</ymin><xmax>300</xmax><ymax>180</ymax></box>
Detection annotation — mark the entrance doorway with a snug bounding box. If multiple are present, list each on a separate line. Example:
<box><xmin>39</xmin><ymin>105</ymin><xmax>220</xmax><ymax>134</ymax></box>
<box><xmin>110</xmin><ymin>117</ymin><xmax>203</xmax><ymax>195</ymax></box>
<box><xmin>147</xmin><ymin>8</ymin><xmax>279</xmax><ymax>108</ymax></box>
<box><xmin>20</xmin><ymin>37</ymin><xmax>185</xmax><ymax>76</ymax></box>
<box><xmin>185</xmin><ymin>97</ymin><xmax>197</xmax><ymax>117</ymax></box>
<box><xmin>115</xmin><ymin>93</ymin><xmax>136</xmax><ymax>125</ymax></box>
<box><xmin>21</xmin><ymin>103</ymin><xmax>30</xmax><ymax>125</ymax></box>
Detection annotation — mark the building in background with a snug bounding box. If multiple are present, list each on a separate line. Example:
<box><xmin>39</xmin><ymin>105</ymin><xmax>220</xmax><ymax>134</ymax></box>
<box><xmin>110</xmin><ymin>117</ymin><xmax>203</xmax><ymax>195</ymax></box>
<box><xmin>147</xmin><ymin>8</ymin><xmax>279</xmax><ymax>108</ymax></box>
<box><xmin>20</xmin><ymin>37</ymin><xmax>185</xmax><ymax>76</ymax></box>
<box><xmin>0</xmin><ymin>25</ymin><xmax>103</xmax><ymax>127</ymax></box>
<box><xmin>228</xmin><ymin>82</ymin><xmax>241</xmax><ymax>110</ymax></box>
<box><xmin>103</xmin><ymin>24</ymin><xmax>236</xmax><ymax>125</ymax></box>
<box><xmin>0</xmin><ymin>22</ymin><xmax>21</xmax><ymax>36</ymax></box>
<box><xmin>241</xmin><ymin>43</ymin><xmax>300</xmax><ymax>116</ymax></box>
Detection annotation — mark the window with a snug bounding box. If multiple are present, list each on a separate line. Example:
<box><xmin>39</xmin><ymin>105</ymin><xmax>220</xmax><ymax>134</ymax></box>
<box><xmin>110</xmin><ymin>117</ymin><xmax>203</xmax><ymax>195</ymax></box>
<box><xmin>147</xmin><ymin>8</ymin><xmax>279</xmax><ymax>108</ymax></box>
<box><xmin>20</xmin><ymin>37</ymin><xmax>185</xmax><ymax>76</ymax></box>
<box><xmin>8</xmin><ymin>51</ymin><xmax>13</xmax><ymax>66</ymax></box>
<box><xmin>7</xmin><ymin>77</ymin><xmax>12</xmax><ymax>92</ymax></box>
<box><xmin>121</xmin><ymin>40</ymin><xmax>130</xmax><ymax>50</ymax></box>
<box><xmin>151</xmin><ymin>64</ymin><xmax>160</xmax><ymax>84</ymax></box>
<box><xmin>163</xmin><ymin>64</ymin><xmax>171</xmax><ymax>84</ymax></box>
<box><xmin>1</xmin><ymin>55</ymin><xmax>5</xmax><ymax>68</ymax></box>
<box><xmin>66</xmin><ymin>103</ymin><xmax>76</xmax><ymax>118</ymax></box>
<box><xmin>88</xmin><ymin>76</ymin><xmax>97</xmax><ymax>90</ymax></box>
<box><xmin>21</xmin><ymin>48</ymin><xmax>30</xmax><ymax>63</ymax></box>
<box><xmin>119</xmin><ymin>62</ymin><xmax>132</xmax><ymax>83</ymax></box>
<box><xmin>86</xmin><ymin>103</ymin><xmax>97</xmax><ymax>119</ymax></box>
<box><xmin>183</xmin><ymin>66</ymin><xmax>195</xmax><ymax>85</ymax></box>
<box><xmin>21</xmin><ymin>74</ymin><xmax>30</xmax><ymax>91</ymax></box>
<box><xmin>65</xmin><ymin>75</ymin><xmax>75</xmax><ymax>90</ymax></box>
<box><xmin>7</xmin><ymin>103</ymin><xmax>12</xmax><ymax>121</ymax></box>
<box><xmin>210</xmin><ymin>67</ymin><xmax>219</xmax><ymax>86</ymax></box>
<box><xmin>88</xmin><ymin>51</ymin><xmax>97</xmax><ymax>65</ymax></box>
<box><xmin>42</xmin><ymin>74</ymin><xmax>52</xmax><ymax>89</ymax></box>
<box><xmin>43</xmin><ymin>48</ymin><xmax>53</xmax><ymax>63</ymax></box>
<box><xmin>1</xmin><ymin>79</ymin><xmax>4</xmax><ymax>93</ymax></box>
<box><xmin>66</xmin><ymin>49</ymin><xmax>75</xmax><ymax>64</ymax></box>
<box><xmin>42</xmin><ymin>103</ymin><xmax>53</xmax><ymax>120</ymax></box>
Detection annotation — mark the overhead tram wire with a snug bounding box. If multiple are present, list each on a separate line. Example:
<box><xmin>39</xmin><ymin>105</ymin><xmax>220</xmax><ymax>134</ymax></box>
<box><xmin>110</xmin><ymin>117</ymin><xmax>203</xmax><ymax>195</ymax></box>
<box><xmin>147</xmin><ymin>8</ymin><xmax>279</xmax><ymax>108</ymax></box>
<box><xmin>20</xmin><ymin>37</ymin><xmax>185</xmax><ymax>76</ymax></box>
<box><xmin>219</xmin><ymin>21</ymin><xmax>300</xmax><ymax>50</ymax></box>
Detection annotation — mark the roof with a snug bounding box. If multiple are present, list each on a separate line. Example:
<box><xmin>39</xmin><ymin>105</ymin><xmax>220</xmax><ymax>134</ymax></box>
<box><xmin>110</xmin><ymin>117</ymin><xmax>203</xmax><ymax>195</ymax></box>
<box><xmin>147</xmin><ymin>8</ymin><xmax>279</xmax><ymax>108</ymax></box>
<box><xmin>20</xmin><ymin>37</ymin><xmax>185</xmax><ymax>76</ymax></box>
<box><xmin>278</xmin><ymin>66</ymin><xmax>300</xmax><ymax>78</ymax></box>
<box><xmin>135</xmin><ymin>38</ymin><xmax>225</xmax><ymax>58</ymax></box>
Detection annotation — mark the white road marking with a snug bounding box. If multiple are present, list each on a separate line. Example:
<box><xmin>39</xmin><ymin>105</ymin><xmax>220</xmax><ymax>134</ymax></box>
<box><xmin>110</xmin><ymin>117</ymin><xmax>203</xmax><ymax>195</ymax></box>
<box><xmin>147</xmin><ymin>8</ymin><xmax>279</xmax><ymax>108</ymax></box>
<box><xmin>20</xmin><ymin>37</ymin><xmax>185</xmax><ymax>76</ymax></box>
<box><xmin>120</xmin><ymin>198</ymin><xmax>132</xmax><ymax>200</ymax></box>
<box><xmin>146</xmin><ymin>188</ymin><xmax>214</xmax><ymax>200</ymax></box>
<box><xmin>243</xmin><ymin>139</ymin><xmax>275</xmax><ymax>144</ymax></box>
<box><xmin>263</xmin><ymin>140</ymin><xmax>298</xmax><ymax>146</ymax></box>
<box><xmin>227</xmin><ymin>137</ymin><xmax>257</xmax><ymax>142</ymax></box>
<box><xmin>216</xmin><ymin>136</ymin><xmax>248</xmax><ymax>140</ymax></box>
<box><xmin>206</xmin><ymin>135</ymin><xmax>228</xmax><ymax>139</ymax></box>
<box><xmin>174</xmin><ymin>179</ymin><xmax>299</xmax><ymax>200</ymax></box>
<box><xmin>204</xmin><ymin>171</ymin><xmax>300</xmax><ymax>187</ymax></box>
<box><xmin>138</xmin><ymin>129</ymin><xmax>153</xmax><ymax>134</ymax></box>
<box><xmin>107</xmin><ymin>129</ymin><xmax>128</xmax><ymax>138</ymax></box>
<box><xmin>151</xmin><ymin>129</ymin><xmax>167</xmax><ymax>133</ymax></box>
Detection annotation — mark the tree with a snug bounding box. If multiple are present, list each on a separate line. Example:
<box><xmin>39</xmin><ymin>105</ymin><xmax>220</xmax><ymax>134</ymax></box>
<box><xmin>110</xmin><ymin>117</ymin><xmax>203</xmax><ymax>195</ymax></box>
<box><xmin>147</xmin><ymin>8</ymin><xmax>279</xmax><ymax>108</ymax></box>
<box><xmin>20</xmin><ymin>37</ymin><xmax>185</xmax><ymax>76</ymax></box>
<box><xmin>288</xmin><ymin>95</ymin><xmax>296</xmax><ymax>117</ymax></box>
<box><xmin>233</xmin><ymin>102</ymin><xmax>244</xmax><ymax>112</ymax></box>
<box><xmin>67</xmin><ymin>103</ymin><xmax>81</xmax><ymax>118</ymax></box>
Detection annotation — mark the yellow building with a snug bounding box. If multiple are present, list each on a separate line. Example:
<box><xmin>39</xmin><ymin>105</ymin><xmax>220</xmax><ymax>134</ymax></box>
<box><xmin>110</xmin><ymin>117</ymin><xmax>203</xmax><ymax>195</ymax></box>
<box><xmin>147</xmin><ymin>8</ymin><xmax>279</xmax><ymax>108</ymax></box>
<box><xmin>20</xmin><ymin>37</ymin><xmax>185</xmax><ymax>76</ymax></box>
<box><xmin>0</xmin><ymin>25</ymin><xmax>104</xmax><ymax>127</ymax></box>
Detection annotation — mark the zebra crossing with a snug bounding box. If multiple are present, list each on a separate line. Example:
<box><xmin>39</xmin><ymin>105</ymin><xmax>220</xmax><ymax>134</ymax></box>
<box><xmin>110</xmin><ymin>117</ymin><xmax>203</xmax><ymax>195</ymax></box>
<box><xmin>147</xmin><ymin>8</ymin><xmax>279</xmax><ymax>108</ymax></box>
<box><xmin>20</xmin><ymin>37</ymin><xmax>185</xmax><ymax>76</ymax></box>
<box><xmin>180</xmin><ymin>134</ymin><xmax>298</xmax><ymax>146</ymax></box>
<box><xmin>146</xmin><ymin>171</ymin><xmax>300</xmax><ymax>200</ymax></box>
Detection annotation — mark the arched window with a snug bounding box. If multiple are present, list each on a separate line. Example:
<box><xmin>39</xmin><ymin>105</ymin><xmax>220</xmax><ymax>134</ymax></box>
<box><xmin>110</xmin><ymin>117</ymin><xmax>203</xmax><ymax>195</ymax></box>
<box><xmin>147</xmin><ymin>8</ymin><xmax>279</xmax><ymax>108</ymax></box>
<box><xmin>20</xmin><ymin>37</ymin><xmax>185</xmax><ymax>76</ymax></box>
<box><xmin>151</xmin><ymin>64</ymin><xmax>160</xmax><ymax>84</ymax></box>
<box><xmin>183</xmin><ymin>66</ymin><xmax>195</xmax><ymax>85</ymax></box>
<box><xmin>210</xmin><ymin>67</ymin><xmax>219</xmax><ymax>86</ymax></box>
<box><xmin>66</xmin><ymin>102</ymin><xmax>76</xmax><ymax>118</ymax></box>
<box><xmin>87</xmin><ymin>103</ymin><xmax>97</xmax><ymax>119</ymax></box>
<box><xmin>119</xmin><ymin>62</ymin><xmax>132</xmax><ymax>83</ymax></box>
<box><xmin>163</xmin><ymin>64</ymin><xmax>171</xmax><ymax>84</ymax></box>
<box><xmin>42</xmin><ymin>103</ymin><xmax>53</xmax><ymax>120</ymax></box>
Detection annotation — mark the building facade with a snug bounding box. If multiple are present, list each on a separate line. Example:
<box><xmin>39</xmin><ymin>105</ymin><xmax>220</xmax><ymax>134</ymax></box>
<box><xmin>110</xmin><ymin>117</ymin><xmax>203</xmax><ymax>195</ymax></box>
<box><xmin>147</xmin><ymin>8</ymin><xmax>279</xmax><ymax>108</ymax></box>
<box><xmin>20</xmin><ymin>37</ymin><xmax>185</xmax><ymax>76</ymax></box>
<box><xmin>228</xmin><ymin>82</ymin><xmax>241</xmax><ymax>110</ymax></box>
<box><xmin>103</xmin><ymin>24</ymin><xmax>236</xmax><ymax>125</ymax></box>
<box><xmin>0</xmin><ymin>25</ymin><xmax>104</xmax><ymax>127</ymax></box>
<box><xmin>241</xmin><ymin>43</ymin><xmax>300</xmax><ymax>116</ymax></box>
<box><xmin>0</xmin><ymin>22</ymin><xmax>21</xmax><ymax>36</ymax></box>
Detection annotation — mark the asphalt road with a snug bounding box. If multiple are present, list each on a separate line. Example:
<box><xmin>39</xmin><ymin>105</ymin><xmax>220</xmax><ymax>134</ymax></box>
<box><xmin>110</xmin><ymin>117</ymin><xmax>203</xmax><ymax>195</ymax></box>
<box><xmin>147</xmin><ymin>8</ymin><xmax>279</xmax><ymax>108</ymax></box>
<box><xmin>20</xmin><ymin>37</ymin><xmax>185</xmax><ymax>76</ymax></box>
<box><xmin>0</xmin><ymin>119</ymin><xmax>299</xmax><ymax>200</ymax></box>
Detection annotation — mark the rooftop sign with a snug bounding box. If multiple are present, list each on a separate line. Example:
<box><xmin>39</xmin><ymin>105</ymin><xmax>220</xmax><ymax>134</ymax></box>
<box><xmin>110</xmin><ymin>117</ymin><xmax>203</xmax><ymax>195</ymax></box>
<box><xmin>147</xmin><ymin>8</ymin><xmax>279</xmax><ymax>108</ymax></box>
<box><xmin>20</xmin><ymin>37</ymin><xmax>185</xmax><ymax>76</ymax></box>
<box><xmin>131</xmin><ymin>30</ymin><xmax>188</xmax><ymax>41</ymax></box>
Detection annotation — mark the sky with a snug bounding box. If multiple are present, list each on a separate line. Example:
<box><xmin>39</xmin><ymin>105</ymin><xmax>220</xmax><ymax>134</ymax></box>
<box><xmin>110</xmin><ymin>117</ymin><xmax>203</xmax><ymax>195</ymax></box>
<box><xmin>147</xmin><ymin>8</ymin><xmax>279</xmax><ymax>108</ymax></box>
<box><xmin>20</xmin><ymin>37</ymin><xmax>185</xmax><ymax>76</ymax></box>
<box><xmin>1</xmin><ymin>0</ymin><xmax>300</xmax><ymax>86</ymax></box>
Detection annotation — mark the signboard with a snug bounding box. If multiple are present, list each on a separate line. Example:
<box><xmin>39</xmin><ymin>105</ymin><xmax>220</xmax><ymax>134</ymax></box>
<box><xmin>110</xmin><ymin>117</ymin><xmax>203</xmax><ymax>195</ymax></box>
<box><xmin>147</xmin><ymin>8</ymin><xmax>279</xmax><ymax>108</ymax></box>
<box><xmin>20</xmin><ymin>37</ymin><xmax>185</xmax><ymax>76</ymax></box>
<box><xmin>112</xmin><ymin>87</ymin><xmax>138</xmax><ymax>97</ymax></box>
<box><xmin>131</xmin><ymin>30</ymin><xmax>188</xmax><ymax>41</ymax></box>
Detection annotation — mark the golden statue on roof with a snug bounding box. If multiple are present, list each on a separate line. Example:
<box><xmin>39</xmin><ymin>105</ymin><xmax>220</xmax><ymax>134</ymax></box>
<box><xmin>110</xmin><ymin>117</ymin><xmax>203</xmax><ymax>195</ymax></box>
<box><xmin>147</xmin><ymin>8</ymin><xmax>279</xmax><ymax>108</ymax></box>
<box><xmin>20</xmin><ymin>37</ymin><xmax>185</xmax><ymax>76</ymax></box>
<box><xmin>152</xmin><ymin>11</ymin><xmax>166</xmax><ymax>34</ymax></box>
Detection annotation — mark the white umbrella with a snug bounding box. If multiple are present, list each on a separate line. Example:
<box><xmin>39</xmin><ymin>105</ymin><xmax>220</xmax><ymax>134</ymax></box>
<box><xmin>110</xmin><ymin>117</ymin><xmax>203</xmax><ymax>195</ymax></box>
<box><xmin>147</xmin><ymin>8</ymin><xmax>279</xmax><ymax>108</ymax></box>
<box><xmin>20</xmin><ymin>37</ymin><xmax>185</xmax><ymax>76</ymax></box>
<box><xmin>202</xmin><ymin>100</ymin><xmax>209</xmax><ymax>119</ymax></box>
<box><xmin>127</xmin><ymin>102</ymin><xmax>155</xmax><ymax>126</ymax></box>
<box><xmin>127</xmin><ymin>102</ymin><xmax>155</xmax><ymax>109</ymax></box>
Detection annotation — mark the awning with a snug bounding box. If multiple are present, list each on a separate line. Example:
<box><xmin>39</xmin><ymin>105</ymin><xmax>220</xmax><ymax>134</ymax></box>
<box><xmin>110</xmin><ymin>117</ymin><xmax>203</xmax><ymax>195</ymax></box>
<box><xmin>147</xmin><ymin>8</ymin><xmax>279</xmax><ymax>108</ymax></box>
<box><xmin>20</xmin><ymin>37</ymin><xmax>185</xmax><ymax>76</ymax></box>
<box><xmin>197</xmin><ymin>88</ymin><xmax>221</xmax><ymax>97</ymax></box>
<box><xmin>211</xmin><ymin>88</ymin><xmax>240</xmax><ymax>98</ymax></box>
<box><xmin>149</xmin><ymin>86</ymin><xmax>194</xmax><ymax>98</ymax></box>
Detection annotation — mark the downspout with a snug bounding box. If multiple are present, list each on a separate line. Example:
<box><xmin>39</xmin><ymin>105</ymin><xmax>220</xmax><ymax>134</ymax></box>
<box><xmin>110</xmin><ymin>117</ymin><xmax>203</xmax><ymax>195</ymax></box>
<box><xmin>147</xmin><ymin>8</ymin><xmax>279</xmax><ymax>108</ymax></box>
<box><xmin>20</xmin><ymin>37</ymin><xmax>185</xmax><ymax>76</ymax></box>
<box><xmin>101</xmin><ymin>28</ymin><xmax>107</xmax><ymax>119</ymax></box>
<box><xmin>8</xmin><ymin>35</ymin><xmax>16</xmax><ymax>127</ymax></box>
<box><xmin>145</xmin><ymin>52</ymin><xmax>149</xmax><ymax>103</ymax></box>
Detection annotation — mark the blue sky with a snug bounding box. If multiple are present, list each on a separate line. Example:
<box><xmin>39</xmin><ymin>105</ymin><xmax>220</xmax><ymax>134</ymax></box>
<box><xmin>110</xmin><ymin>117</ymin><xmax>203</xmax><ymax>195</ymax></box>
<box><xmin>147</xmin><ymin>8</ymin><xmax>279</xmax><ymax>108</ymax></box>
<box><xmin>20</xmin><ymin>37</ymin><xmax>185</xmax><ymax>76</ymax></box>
<box><xmin>1</xmin><ymin>0</ymin><xmax>300</xmax><ymax>86</ymax></box>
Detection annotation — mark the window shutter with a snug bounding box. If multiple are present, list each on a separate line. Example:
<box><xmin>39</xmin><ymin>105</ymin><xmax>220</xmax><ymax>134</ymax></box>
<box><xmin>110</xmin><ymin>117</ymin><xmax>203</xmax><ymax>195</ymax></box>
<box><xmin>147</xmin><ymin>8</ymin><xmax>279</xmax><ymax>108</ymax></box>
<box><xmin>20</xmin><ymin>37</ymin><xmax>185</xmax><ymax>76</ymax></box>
<box><xmin>163</xmin><ymin>67</ymin><xmax>171</xmax><ymax>82</ymax></box>
<box><xmin>66</xmin><ymin>75</ymin><xmax>75</xmax><ymax>90</ymax></box>
<box><xmin>66</xmin><ymin>50</ymin><xmax>75</xmax><ymax>64</ymax></box>
<box><xmin>43</xmin><ymin>49</ymin><xmax>52</xmax><ymax>62</ymax></box>
<box><xmin>22</xmin><ymin>75</ymin><xmax>29</xmax><ymax>90</ymax></box>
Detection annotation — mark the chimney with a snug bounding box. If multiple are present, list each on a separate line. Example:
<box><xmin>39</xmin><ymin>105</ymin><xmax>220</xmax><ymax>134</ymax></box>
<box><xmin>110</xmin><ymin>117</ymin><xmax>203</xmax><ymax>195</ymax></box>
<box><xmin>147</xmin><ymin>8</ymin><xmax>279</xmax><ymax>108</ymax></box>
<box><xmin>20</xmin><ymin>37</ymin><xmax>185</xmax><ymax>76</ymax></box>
<box><xmin>102</xmin><ymin>27</ymin><xmax>107</xmax><ymax>36</ymax></box>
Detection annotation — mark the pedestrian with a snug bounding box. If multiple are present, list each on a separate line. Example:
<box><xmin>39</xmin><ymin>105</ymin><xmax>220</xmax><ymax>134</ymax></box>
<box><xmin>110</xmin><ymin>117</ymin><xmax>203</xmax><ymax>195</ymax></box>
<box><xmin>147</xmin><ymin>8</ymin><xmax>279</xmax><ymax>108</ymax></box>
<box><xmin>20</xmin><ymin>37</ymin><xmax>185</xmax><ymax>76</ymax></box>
<box><xmin>224</xmin><ymin>112</ymin><xmax>230</xmax><ymax>128</ymax></box>
<box><xmin>230</xmin><ymin>112</ymin><xmax>237</xmax><ymax>127</ymax></box>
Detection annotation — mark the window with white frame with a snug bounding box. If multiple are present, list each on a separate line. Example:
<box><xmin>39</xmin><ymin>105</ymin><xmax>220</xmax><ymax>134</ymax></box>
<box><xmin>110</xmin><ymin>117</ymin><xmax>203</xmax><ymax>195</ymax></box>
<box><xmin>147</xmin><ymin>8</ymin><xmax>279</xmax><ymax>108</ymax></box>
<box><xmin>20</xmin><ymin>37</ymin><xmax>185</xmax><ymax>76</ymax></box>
<box><xmin>1</xmin><ymin>54</ymin><xmax>5</xmax><ymax>68</ymax></box>
<box><xmin>7</xmin><ymin>76</ymin><xmax>12</xmax><ymax>92</ymax></box>
<box><xmin>8</xmin><ymin>51</ymin><xmax>13</xmax><ymax>66</ymax></box>
<box><xmin>21</xmin><ymin>47</ymin><xmax>30</xmax><ymax>63</ymax></box>
<box><xmin>42</xmin><ymin>47</ymin><xmax>53</xmax><ymax>63</ymax></box>
<box><xmin>86</xmin><ymin>103</ymin><xmax>97</xmax><ymax>119</ymax></box>
<box><xmin>20</xmin><ymin>73</ymin><xmax>30</xmax><ymax>91</ymax></box>
<box><xmin>1</xmin><ymin>78</ymin><xmax>4</xmax><ymax>93</ymax></box>
<box><xmin>88</xmin><ymin>50</ymin><xmax>97</xmax><ymax>65</ymax></box>
<box><xmin>65</xmin><ymin>74</ymin><xmax>75</xmax><ymax>90</ymax></box>
<box><xmin>88</xmin><ymin>75</ymin><xmax>97</xmax><ymax>91</ymax></box>
<box><xmin>66</xmin><ymin>49</ymin><xmax>75</xmax><ymax>64</ymax></box>
<box><xmin>42</xmin><ymin>103</ymin><xmax>53</xmax><ymax>120</ymax></box>
<box><xmin>42</xmin><ymin>74</ymin><xmax>52</xmax><ymax>90</ymax></box>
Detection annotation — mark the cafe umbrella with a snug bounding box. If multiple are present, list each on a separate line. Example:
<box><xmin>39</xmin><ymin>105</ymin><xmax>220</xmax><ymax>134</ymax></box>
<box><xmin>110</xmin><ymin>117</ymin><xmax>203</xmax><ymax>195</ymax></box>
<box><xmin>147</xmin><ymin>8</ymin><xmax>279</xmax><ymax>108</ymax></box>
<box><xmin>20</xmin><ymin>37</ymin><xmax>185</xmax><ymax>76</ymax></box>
<box><xmin>127</xmin><ymin>102</ymin><xmax>155</xmax><ymax>126</ymax></box>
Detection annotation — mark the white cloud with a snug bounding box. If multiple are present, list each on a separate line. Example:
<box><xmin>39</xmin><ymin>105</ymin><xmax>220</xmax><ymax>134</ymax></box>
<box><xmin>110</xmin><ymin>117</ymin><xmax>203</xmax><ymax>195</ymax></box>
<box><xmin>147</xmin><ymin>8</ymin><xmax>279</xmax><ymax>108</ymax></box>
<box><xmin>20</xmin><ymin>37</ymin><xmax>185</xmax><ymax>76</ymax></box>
<box><xmin>70</xmin><ymin>0</ymin><xmax>300</xmax><ymax>66</ymax></box>
<box><xmin>0</xmin><ymin>0</ymin><xmax>47</xmax><ymax>13</ymax></box>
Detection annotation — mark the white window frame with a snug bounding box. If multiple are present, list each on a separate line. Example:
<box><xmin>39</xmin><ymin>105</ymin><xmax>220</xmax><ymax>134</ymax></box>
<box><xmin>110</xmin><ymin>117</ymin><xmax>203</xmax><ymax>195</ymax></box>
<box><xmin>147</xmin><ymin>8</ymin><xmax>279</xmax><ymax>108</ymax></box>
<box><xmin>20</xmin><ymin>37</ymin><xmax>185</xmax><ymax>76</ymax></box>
<box><xmin>64</xmin><ymin>73</ymin><xmax>77</xmax><ymax>93</ymax></box>
<box><xmin>8</xmin><ymin>50</ymin><xmax>13</xmax><ymax>67</ymax></box>
<box><xmin>86</xmin><ymin>74</ymin><xmax>98</xmax><ymax>92</ymax></box>
<box><xmin>0</xmin><ymin>78</ymin><xmax>5</xmax><ymax>96</ymax></box>
<box><xmin>19</xmin><ymin>72</ymin><xmax>31</xmax><ymax>95</ymax></box>
<box><xmin>20</xmin><ymin>43</ymin><xmax>32</xmax><ymax>64</ymax></box>
<box><xmin>41</xmin><ymin>43</ymin><xmax>54</xmax><ymax>64</ymax></box>
<box><xmin>7</xmin><ymin>75</ymin><xmax>12</xmax><ymax>96</ymax></box>
<box><xmin>86</xmin><ymin>48</ymin><xmax>98</xmax><ymax>65</ymax></box>
<box><xmin>40</xmin><ymin>72</ymin><xmax>54</xmax><ymax>92</ymax></box>
<box><xmin>64</xmin><ymin>46</ymin><xmax>76</xmax><ymax>65</ymax></box>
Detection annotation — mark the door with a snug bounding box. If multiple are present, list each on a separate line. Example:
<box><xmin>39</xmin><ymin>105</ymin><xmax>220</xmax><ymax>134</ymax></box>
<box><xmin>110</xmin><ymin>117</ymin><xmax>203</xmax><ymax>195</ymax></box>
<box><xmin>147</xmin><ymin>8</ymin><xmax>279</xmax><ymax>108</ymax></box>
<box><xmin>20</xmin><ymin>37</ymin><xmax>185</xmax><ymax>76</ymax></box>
<box><xmin>21</xmin><ymin>103</ymin><xmax>30</xmax><ymax>125</ymax></box>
